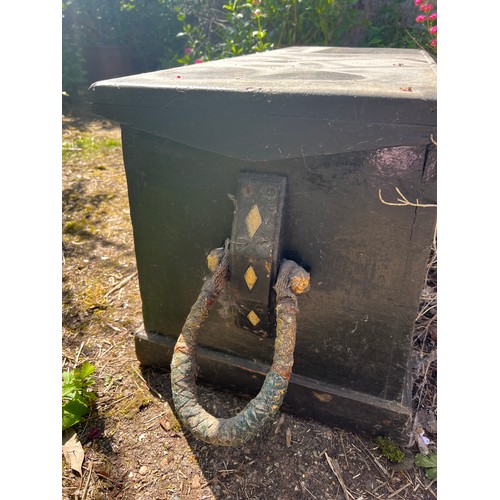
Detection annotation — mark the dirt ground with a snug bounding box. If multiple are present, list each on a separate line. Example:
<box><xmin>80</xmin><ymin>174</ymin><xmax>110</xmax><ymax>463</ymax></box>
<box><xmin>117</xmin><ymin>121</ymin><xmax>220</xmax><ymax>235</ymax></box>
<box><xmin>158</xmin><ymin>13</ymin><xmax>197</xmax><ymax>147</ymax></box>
<box><xmin>62</xmin><ymin>99</ymin><xmax>437</xmax><ymax>500</ymax></box>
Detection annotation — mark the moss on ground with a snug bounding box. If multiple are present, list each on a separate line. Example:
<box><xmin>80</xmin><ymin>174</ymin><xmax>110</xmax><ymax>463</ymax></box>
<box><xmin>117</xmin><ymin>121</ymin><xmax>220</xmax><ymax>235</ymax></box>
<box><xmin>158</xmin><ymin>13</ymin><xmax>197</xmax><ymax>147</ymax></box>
<box><xmin>375</xmin><ymin>436</ymin><xmax>405</xmax><ymax>463</ymax></box>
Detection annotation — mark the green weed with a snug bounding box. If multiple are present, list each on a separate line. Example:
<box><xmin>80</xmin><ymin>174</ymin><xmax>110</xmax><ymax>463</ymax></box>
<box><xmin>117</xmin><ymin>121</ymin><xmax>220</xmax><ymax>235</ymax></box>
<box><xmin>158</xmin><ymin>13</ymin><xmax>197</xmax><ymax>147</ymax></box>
<box><xmin>415</xmin><ymin>453</ymin><xmax>437</xmax><ymax>480</ymax></box>
<box><xmin>62</xmin><ymin>361</ymin><xmax>97</xmax><ymax>431</ymax></box>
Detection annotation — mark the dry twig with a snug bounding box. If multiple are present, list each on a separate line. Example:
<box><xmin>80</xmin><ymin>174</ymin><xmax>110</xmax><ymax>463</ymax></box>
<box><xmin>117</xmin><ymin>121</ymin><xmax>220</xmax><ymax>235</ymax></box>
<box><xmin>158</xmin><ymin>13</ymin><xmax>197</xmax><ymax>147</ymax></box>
<box><xmin>105</xmin><ymin>270</ymin><xmax>138</xmax><ymax>299</ymax></box>
<box><xmin>354</xmin><ymin>437</ymin><xmax>389</xmax><ymax>477</ymax></box>
<box><xmin>131</xmin><ymin>365</ymin><xmax>164</xmax><ymax>400</ymax></box>
<box><xmin>81</xmin><ymin>461</ymin><xmax>93</xmax><ymax>500</ymax></box>
<box><xmin>378</xmin><ymin>187</ymin><xmax>437</xmax><ymax>208</ymax></box>
<box><xmin>301</xmin><ymin>482</ymin><xmax>318</xmax><ymax>499</ymax></box>
<box><xmin>325</xmin><ymin>453</ymin><xmax>355</xmax><ymax>500</ymax></box>
<box><xmin>73</xmin><ymin>341</ymin><xmax>85</xmax><ymax>369</ymax></box>
<box><xmin>387</xmin><ymin>482</ymin><xmax>412</xmax><ymax>498</ymax></box>
<box><xmin>340</xmin><ymin>431</ymin><xmax>350</xmax><ymax>469</ymax></box>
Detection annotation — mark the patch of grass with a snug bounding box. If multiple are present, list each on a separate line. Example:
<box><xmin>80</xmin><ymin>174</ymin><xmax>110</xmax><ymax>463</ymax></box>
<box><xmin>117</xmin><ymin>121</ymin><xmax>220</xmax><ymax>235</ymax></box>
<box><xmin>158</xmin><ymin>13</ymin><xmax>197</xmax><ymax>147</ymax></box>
<box><xmin>104</xmin><ymin>138</ymin><xmax>121</xmax><ymax>147</ymax></box>
<box><xmin>62</xmin><ymin>132</ymin><xmax>121</xmax><ymax>160</ymax></box>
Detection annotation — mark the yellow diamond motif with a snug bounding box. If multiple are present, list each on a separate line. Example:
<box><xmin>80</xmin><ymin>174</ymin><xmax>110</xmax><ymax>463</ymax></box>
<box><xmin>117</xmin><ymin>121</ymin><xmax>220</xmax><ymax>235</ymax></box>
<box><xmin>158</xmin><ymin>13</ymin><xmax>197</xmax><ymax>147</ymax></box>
<box><xmin>247</xmin><ymin>310</ymin><xmax>261</xmax><ymax>326</ymax></box>
<box><xmin>245</xmin><ymin>205</ymin><xmax>262</xmax><ymax>239</ymax></box>
<box><xmin>244</xmin><ymin>265</ymin><xmax>258</xmax><ymax>291</ymax></box>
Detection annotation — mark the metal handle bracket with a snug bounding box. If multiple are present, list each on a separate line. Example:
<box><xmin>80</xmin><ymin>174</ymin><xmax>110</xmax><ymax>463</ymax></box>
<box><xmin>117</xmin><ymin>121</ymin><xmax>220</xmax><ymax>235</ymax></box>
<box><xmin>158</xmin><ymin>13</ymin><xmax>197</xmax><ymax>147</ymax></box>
<box><xmin>230</xmin><ymin>172</ymin><xmax>287</xmax><ymax>337</ymax></box>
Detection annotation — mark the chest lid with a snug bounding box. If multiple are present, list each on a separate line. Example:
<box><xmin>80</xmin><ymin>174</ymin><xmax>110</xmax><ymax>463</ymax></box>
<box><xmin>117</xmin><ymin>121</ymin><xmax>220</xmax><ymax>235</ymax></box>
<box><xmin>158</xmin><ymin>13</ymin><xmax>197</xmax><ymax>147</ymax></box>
<box><xmin>90</xmin><ymin>46</ymin><xmax>437</xmax><ymax>161</ymax></box>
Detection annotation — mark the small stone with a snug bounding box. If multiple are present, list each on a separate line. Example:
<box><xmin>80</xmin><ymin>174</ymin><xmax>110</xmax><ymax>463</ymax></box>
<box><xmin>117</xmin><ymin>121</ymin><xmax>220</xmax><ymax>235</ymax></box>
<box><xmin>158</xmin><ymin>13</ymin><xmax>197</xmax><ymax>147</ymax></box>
<box><xmin>139</xmin><ymin>465</ymin><xmax>149</xmax><ymax>476</ymax></box>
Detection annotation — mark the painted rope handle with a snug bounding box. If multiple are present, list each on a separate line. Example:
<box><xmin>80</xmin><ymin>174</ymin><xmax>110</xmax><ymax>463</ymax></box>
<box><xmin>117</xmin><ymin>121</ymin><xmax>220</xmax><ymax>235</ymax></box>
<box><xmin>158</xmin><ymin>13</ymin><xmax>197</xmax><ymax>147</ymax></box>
<box><xmin>170</xmin><ymin>246</ymin><xmax>310</xmax><ymax>446</ymax></box>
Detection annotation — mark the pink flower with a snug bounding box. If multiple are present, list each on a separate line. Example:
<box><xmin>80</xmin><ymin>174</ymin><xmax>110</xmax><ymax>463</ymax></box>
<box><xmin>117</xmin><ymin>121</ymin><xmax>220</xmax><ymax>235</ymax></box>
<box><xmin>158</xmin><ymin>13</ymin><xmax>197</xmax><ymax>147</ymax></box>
<box><xmin>184</xmin><ymin>47</ymin><xmax>193</xmax><ymax>56</ymax></box>
<box><xmin>414</xmin><ymin>0</ymin><xmax>423</xmax><ymax>5</ymax></box>
<box><xmin>430</xmin><ymin>39</ymin><xmax>437</xmax><ymax>47</ymax></box>
<box><xmin>416</xmin><ymin>15</ymin><xmax>426</xmax><ymax>23</ymax></box>
<box><xmin>429</xmin><ymin>26</ymin><xmax>437</xmax><ymax>35</ymax></box>
<box><xmin>194</xmin><ymin>59</ymin><xmax>203</xmax><ymax>64</ymax></box>
<box><xmin>420</xmin><ymin>3</ymin><xmax>433</xmax><ymax>13</ymax></box>
<box><xmin>428</xmin><ymin>13</ymin><xmax>437</xmax><ymax>21</ymax></box>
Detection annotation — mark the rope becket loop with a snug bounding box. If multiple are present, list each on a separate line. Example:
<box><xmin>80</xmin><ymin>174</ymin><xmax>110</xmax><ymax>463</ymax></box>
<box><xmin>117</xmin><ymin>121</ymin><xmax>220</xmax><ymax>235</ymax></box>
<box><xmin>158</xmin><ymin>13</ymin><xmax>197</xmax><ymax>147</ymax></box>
<box><xmin>170</xmin><ymin>245</ymin><xmax>310</xmax><ymax>446</ymax></box>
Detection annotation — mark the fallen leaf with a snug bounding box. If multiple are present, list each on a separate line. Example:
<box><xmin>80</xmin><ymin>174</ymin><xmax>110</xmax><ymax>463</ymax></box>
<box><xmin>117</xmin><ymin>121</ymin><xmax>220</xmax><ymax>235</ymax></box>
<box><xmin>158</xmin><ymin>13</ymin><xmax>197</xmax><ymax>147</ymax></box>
<box><xmin>63</xmin><ymin>428</ymin><xmax>85</xmax><ymax>476</ymax></box>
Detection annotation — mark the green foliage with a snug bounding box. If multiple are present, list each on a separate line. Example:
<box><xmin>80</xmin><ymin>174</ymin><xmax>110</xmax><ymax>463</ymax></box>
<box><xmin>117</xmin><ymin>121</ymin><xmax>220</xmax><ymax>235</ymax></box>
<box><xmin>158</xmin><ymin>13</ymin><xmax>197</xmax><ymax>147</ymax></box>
<box><xmin>375</xmin><ymin>436</ymin><xmax>405</xmax><ymax>463</ymax></box>
<box><xmin>62</xmin><ymin>362</ymin><xmax>97</xmax><ymax>431</ymax></box>
<box><xmin>415</xmin><ymin>453</ymin><xmax>437</xmax><ymax>480</ymax></box>
<box><xmin>173</xmin><ymin>7</ymin><xmax>219</xmax><ymax>65</ymax></box>
<box><xmin>172</xmin><ymin>0</ymin><xmax>242</xmax><ymax>64</ymax></box>
<box><xmin>365</xmin><ymin>0</ymin><xmax>437</xmax><ymax>59</ymax></box>
<box><xmin>62</xmin><ymin>33</ymin><xmax>88</xmax><ymax>96</ymax></box>
<box><xmin>365</xmin><ymin>0</ymin><xmax>420</xmax><ymax>49</ymax></box>
<box><xmin>62</xmin><ymin>0</ymin><xmax>437</xmax><ymax>93</ymax></box>
<box><xmin>62</xmin><ymin>0</ymin><xmax>185</xmax><ymax>93</ymax></box>
<box><xmin>173</xmin><ymin>0</ymin><xmax>365</xmax><ymax>65</ymax></box>
<box><xmin>264</xmin><ymin>0</ymin><xmax>362</xmax><ymax>47</ymax></box>
<box><xmin>222</xmin><ymin>0</ymin><xmax>272</xmax><ymax>55</ymax></box>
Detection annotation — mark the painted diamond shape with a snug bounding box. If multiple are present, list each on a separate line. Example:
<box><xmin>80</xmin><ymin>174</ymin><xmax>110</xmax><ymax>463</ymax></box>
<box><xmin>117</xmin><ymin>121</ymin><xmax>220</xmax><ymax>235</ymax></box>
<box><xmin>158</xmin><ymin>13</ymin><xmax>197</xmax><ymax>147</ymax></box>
<box><xmin>244</xmin><ymin>265</ymin><xmax>258</xmax><ymax>291</ymax></box>
<box><xmin>247</xmin><ymin>310</ymin><xmax>261</xmax><ymax>326</ymax></box>
<box><xmin>245</xmin><ymin>205</ymin><xmax>262</xmax><ymax>238</ymax></box>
